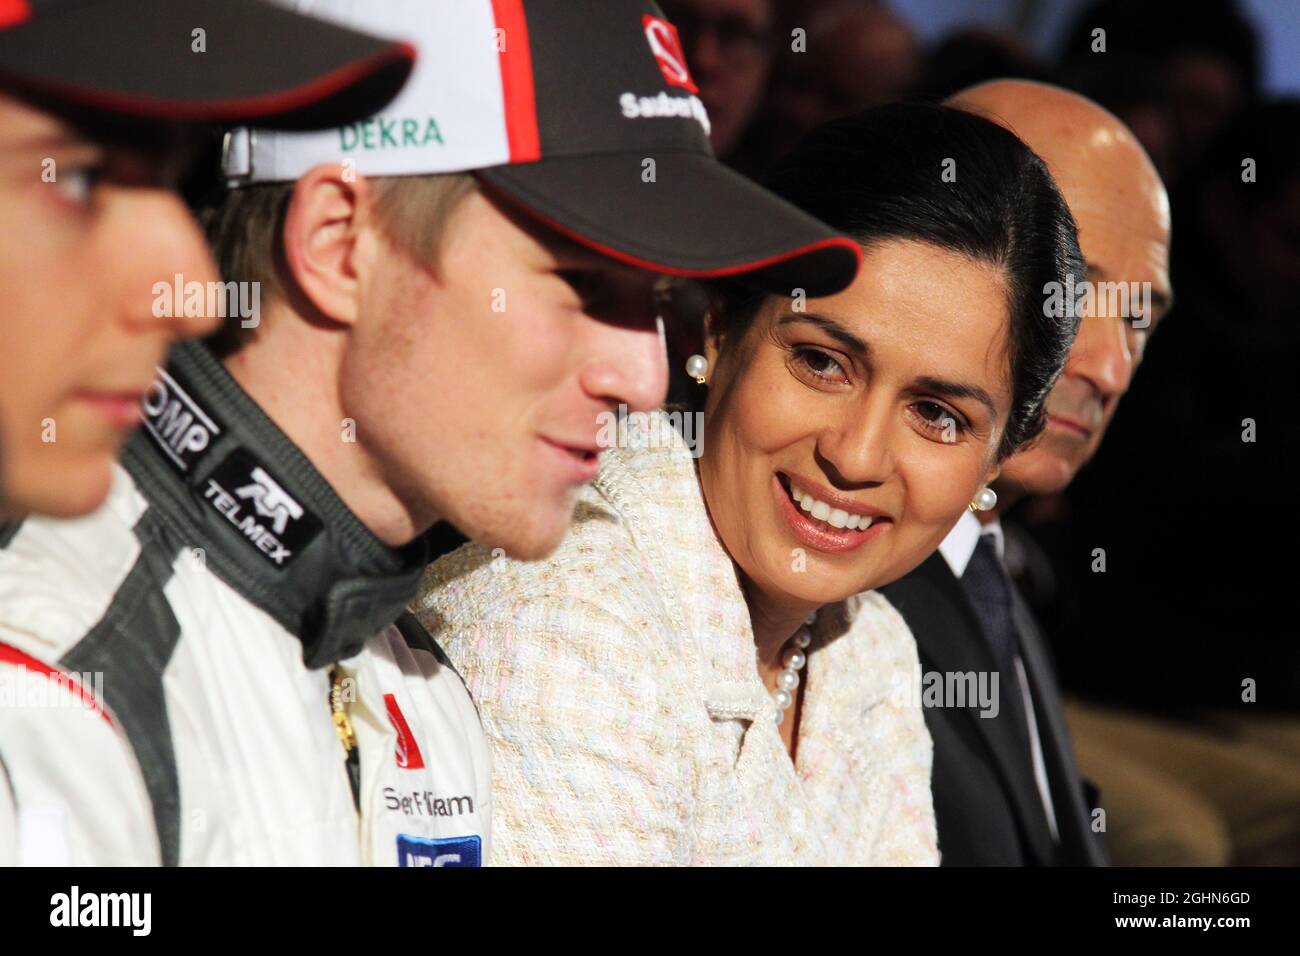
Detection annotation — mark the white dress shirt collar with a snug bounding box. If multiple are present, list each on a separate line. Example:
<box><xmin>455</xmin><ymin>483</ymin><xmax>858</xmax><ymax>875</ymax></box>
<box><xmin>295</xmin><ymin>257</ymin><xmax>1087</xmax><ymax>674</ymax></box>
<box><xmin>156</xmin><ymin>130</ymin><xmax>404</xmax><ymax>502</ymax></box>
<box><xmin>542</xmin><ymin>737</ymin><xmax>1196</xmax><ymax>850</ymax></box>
<box><xmin>938</xmin><ymin>510</ymin><xmax>1004</xmax><ymax>577</ymax></box>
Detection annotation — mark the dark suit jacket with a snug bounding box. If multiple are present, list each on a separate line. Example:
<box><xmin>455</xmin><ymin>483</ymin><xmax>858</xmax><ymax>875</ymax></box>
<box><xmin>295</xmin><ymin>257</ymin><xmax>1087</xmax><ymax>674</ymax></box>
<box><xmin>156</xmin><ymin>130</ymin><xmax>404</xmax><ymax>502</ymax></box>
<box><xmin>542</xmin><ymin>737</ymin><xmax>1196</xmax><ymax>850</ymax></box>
<box><xmin>881</xmin><ymin>551</ymin><xmax>1107</xmax><ymax>866</ymax></box>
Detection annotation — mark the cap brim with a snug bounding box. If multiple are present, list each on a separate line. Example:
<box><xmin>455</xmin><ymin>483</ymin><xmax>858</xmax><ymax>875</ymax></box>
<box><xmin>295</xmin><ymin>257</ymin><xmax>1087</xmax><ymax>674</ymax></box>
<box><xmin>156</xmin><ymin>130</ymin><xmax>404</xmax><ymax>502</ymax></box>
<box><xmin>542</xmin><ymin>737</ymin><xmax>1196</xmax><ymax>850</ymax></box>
<box><xmin>0</xmin><ymin>0</ymin><xmax>414</xmax><ymax>130</ymax></box>
<box><xmin>479</xmin><ymin>152</ymin><xmax>861</xmax><ymax>298</ymax></box>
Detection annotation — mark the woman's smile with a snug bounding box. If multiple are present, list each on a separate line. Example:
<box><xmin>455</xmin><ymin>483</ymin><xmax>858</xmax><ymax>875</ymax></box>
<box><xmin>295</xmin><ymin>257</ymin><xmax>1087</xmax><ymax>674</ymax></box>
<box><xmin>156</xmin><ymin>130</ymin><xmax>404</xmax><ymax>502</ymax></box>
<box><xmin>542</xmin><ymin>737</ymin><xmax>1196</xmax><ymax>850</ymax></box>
<box><xmin>772</xmin><ymin>472</ymin><xmax>892</xmax><ymax>555</ymax></box>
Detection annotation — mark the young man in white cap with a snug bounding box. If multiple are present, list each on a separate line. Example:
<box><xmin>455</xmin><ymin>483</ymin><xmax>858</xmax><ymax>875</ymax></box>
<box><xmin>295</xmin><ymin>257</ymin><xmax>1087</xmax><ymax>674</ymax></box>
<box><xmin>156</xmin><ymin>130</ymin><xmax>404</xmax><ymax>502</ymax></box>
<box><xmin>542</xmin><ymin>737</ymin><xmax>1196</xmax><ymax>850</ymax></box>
<box><xmin>0</xmin><ymin>0</ymin><xmax>859</xmax><ymax>866</ymax></box>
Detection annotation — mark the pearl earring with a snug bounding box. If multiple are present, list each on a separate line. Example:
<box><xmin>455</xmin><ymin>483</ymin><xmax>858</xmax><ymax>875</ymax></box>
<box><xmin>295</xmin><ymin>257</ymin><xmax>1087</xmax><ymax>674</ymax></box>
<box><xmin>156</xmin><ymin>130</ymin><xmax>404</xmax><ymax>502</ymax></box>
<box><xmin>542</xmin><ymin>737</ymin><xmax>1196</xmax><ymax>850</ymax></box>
<box><xmin>969</xmin><ymin>486</ymin><xmax>998</xmax><ymax>513</ymax></box>
<box><xmin>685</xmin><ymin>353</ymin><xmax>709</xmax><ymax>384</ymax></box>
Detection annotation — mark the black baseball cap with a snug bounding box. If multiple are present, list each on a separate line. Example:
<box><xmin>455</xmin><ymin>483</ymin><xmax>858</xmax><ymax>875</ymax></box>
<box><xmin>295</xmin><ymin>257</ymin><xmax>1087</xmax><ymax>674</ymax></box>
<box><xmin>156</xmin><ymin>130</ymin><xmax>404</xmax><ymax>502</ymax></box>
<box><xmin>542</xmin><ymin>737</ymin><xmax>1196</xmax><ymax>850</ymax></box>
<box><xmin>223</xmin><ymin>0</ymin><xmax>861</xmax><ymax>296</ymax></box>
<box><xmin>490</xmin><ymin>1</ymin><xmax>862</xmax><ymax>295</ymax></box>
<box><xmin>0</xmin><ymin>0</ymin><xmax>416</xmax><ymax>130</ymax></box>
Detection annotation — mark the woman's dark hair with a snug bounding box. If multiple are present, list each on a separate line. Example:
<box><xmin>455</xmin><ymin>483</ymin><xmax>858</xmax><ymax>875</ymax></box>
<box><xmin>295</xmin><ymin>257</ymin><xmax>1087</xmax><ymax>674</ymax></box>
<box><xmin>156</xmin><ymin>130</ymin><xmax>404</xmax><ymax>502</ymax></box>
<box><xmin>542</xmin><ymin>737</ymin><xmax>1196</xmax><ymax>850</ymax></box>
<box><xmin>713</xmin><ymin>102</ymin><xmax>1084</xmax><ymax>460</ymax></box>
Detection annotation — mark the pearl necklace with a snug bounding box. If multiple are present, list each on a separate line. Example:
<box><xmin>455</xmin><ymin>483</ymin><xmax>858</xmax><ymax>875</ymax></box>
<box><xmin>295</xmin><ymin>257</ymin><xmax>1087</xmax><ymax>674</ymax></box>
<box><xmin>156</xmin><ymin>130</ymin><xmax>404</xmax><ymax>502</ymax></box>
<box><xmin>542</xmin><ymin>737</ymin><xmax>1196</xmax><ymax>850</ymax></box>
<box><xmin>772</xmin><ymin>612</ymin><xmax>816</xmax><ymax>724</ymax></box>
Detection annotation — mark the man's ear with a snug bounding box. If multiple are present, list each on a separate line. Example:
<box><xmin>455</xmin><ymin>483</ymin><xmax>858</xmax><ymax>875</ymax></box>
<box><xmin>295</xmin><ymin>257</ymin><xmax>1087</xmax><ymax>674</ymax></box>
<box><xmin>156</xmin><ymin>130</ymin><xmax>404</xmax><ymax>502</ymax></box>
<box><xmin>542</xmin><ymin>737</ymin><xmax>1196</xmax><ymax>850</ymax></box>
<box><xmin>281</xmin><ymin>164</ymin><xmax>373</xmax><ymax>326</ymax></box>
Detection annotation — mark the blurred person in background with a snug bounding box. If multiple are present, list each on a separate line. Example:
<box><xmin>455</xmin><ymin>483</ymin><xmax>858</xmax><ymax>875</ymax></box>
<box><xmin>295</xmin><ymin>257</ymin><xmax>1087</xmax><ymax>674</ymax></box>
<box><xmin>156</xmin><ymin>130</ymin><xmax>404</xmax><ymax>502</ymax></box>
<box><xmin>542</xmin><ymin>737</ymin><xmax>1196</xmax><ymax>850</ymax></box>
<box><xmin>736</xmin><ymin>0</ymin><xmax>920</xmax><ymax>174</ymax></box>
<box><xmin>659</xmin><ymin>0</ymin><xmax>776</xmax><ymax>161</ymax></box>
<box><xmin>914</xmin><ymin>27</ymin><xmax>1052</xmax><ymax>102</ymax></box>
<box><xmin>1059</xmin><ymin>0</ymin><xmax>1260</xmax><ymax>188</ymax></box>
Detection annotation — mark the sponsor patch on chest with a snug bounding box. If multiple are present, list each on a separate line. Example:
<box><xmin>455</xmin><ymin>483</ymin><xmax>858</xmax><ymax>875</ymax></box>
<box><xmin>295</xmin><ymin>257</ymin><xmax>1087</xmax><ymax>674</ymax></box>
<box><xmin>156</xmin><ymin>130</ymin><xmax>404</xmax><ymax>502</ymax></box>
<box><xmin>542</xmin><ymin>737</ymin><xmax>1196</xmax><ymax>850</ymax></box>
<box><xmin>396</xmin><ymin>833</ymin><xmax>482</xmax><ymax>867</ymax></box>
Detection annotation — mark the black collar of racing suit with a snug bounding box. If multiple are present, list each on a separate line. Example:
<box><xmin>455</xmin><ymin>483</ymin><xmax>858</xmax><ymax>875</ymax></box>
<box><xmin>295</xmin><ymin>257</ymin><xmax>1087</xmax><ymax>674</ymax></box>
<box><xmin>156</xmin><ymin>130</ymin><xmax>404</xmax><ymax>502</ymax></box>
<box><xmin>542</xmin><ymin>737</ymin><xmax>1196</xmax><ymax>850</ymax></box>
<box><xmin>121</xmin><ymin>339</ymin><xmax>431</xmax><ymax>669</ymax></box>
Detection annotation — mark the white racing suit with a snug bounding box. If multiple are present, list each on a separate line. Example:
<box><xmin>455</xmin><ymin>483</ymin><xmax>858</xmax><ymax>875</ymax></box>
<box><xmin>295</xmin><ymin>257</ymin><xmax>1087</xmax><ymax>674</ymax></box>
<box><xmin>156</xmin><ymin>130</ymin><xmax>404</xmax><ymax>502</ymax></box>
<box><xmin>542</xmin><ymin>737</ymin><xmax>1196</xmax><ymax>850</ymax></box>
<box><xmin>0</xmin><ymin>341</ymin><xmax>490</xmax><ymax>865</ymax></box>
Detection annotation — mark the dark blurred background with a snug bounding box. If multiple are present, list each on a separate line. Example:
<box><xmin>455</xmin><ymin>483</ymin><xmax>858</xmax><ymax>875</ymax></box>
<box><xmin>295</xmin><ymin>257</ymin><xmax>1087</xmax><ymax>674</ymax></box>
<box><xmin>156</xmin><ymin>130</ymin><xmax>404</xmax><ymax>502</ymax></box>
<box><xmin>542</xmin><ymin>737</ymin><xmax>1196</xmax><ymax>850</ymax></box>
<box><xmin>657</xmin><ymin>0</ymin><xmax>1300</xmax><ymax>865</ymax></box>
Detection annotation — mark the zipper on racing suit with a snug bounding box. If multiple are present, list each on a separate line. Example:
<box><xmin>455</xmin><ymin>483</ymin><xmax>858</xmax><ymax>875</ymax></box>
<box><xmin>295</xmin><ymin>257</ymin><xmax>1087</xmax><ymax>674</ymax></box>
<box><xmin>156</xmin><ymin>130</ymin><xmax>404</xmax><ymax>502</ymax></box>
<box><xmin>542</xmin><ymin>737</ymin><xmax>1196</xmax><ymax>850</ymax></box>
<box><xmin>329</xmin><ymin>667</ymin><xmax>361</xmax><ymax>810</ymax></box>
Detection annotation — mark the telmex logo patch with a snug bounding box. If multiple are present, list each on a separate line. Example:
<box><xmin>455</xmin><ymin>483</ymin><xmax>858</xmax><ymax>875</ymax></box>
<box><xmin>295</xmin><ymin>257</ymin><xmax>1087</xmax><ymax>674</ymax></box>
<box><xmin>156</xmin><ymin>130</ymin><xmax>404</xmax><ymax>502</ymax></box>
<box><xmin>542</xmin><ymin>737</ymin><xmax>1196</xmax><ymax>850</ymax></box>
<box><xmin>204</xmin><ymin>449</ymin><xmax>321</xmax><ymax>568</ymax></box>
<box><xmin>235</xmin><ymin>466</ymin><xmax>304</xmax><ymax>536</ymax></box>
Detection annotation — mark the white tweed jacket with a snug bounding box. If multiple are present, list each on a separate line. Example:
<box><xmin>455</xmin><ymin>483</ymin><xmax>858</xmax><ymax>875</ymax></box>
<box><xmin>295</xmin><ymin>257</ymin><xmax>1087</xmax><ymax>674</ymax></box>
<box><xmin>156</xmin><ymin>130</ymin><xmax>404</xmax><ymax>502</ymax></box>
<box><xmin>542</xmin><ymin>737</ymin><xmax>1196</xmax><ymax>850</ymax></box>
<box><xmin>415</xmin><ymin>410</ymin><xmax>938</xmax><ymax>866</ymax></box>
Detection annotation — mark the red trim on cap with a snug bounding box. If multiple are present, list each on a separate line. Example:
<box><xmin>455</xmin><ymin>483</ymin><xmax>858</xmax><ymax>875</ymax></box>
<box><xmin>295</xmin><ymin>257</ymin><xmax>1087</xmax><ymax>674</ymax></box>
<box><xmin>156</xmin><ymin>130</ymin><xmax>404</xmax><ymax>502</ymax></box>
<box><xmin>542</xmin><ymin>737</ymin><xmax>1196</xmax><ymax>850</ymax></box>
<box><xmin>491</xmin><ymin>0</ymin><xmax>540</xmax><ymax>163</ymax></box>
<box><xmin>0</xmin><ymin>643</ymin><xmax>113</xmax><ymax>727</ymax></box>
<box><xmin>0</xmin><ymin>42</ymin><xmax>415</xmax><ymax>123</ymax></box>
<box><xmin>478</xmin><ymin>174</ymin><xmax>863</xmax><ymax>286</ymax></box>
<box><xmin>0</xmin><ymin>0</ymin><xmax>29</xmax><ymax>30</ymax></box>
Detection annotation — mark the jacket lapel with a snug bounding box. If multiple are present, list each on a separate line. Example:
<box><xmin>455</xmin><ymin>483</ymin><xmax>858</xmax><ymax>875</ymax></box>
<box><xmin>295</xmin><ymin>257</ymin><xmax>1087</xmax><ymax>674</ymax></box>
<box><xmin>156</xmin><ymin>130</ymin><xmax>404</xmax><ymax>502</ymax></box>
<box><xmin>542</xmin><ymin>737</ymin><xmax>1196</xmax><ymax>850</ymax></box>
<box><xmin>1011</xmin><ymin>588</ymin><xmax>1108</xmax><ymax>865</ymax></box>
<box><xmin>903</xmin><ymin>553</ymin><xmax>1059</xmax><ymax>865</ymax></box>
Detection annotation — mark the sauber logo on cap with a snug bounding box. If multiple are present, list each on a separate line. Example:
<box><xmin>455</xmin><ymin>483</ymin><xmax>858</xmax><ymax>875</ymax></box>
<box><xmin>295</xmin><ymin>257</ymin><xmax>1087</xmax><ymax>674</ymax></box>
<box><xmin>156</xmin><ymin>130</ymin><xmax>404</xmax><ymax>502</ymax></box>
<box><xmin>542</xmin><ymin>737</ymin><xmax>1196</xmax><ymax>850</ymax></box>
<box><xmin>385</xmin><ymin>693</ymin><xmax>426</xmax><ymax>770</ymax></box>
<box><xmin>643</xmin><ymin>15</ymin><xmax>698</xmax><ymax>93</ymax></box>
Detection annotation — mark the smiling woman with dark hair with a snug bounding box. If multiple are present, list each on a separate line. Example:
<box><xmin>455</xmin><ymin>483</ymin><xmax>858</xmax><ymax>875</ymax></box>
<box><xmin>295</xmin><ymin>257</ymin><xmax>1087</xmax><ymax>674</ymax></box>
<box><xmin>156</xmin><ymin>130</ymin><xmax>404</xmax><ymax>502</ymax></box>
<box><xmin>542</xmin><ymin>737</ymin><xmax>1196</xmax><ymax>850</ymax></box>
<box><xmin>416</xmin><ymin>102</ymin><xmax>1083</xmax><ymax>865</ymax></box>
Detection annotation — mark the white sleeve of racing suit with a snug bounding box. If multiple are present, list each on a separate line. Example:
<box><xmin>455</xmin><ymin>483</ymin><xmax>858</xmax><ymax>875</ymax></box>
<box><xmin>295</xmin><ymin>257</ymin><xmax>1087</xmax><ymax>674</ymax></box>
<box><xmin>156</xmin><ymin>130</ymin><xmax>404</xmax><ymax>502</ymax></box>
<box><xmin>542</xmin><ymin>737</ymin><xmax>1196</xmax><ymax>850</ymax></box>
<box><xmin>0</xmin><ymin>657</ymin><xmax>161</xmax><ymax>865</ymax></box>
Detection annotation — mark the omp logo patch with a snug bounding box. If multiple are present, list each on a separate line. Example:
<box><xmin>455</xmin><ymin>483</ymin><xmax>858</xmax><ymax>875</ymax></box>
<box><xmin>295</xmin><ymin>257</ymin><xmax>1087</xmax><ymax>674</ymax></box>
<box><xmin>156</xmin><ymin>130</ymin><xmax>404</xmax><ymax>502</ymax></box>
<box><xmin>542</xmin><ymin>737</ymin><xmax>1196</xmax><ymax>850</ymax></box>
<box><xmin>642</xmin><ymin>14</ymin><xmax>698</xmax><ymax>93</ymax></box>
<box><xmin>203</xmin><ymin>449</ymin><xmax>321</xmax><ymax>568</ymax></box>
<box><xmin>140</xmin><ymin>367</ymin><xmax>223</xmax><ymax>473</ymax></box>
<box><xmin>396</xmin><ymin>834</ymin><xmax>481</xmax><ymax>868</ymax></box>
